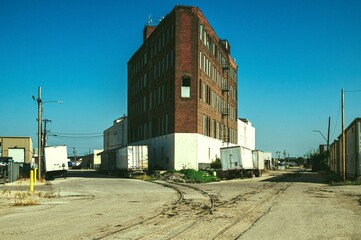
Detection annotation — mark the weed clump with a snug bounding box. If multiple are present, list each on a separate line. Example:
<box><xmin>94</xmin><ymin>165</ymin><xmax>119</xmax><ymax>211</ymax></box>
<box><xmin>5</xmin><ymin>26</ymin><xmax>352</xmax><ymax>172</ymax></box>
<box><xmin>330</xmin><ymin>178</ymin><xmax>361</xmax><ymax>186</ymax></box>
<box><xmin>177</xmin><ymin>169</ymin><xmax>219</xmax><ymax>183</ymax></box>
<box><xmin>134</xmin><ymin>175</ymin><xmax>157</xmax><ymax>182</ymax></box>
<box><xmin>13</xmin><ymin>192</ymin><xmax>40</xmax><ymax>206</ymax></box>
<box><xmin>135</xmin><ymin>169</ymin><xmax>219</xmax><ymax>183</ymax></box>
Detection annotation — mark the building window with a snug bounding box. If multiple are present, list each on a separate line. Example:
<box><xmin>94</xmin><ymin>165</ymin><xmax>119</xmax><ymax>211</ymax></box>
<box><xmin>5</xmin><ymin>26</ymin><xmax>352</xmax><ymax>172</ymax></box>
<box><xmin>199</xmin><ymin>80</ymin><xmax>202</xmax><ymax>99</ymax></box>
<box><xmin>165</xmin><ymin>114</ymin><xmax>168</xmax><ymax>134</ymax></box>
<box><xmin>199</xmin><ymin>51</ymin><xmax>202</xmax><ymax>70</ymax></box>
<box><xmin>181</xmin><ymin>76</ymin><xmax>191</xmax><ymax>98</ymax></box>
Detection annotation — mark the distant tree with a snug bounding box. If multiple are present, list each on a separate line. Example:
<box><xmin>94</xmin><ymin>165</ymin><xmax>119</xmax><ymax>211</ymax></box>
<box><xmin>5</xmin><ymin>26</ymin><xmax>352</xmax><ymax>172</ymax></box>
<box><xmin>311</xmin><ymin>152</ymin><xmax>328</xmax><ymax>171</ymax></box>
<box><xmin>210</xmin><ymin>158</ymin><xmax>221</xmax><ymax>169</ymax></box>
<box><xmin>296</xmin><ymin>157</ymin><xmax>305</xmax><ymax>166</ymax></box>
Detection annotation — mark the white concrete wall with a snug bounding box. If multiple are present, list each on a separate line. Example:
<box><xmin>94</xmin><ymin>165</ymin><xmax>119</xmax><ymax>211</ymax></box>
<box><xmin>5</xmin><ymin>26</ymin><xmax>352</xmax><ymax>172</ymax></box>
<box><xmin>238</xmin><ymin>119</ymin><xmax>255</xmax><ymax>150</ymax></box>
<box><xmin>133</xmin><ymin>134</ymin><xmax>174</xmax><ymax>170</ymax></box>
<box><xmin>174</xmin><ymin>133</ymin><xmax>198</xmax><ymax>169</ymax></box>
<box><xmin>197</xmin><ymin>134</ymin><xmax>236</xmax><ymax>165</ymax></box>
<box><xmin>132</xmin><ymin>133</ymin><xmax>235</xmax><ymax>170</ymax></box>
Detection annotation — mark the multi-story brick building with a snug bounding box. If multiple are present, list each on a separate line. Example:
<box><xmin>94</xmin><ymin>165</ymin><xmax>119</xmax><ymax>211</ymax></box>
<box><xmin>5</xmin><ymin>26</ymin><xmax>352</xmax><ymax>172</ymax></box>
<box><xmin>127</xmin><ymin>5</ymin><xmax>238</xmax><ymax>170</ymax></box>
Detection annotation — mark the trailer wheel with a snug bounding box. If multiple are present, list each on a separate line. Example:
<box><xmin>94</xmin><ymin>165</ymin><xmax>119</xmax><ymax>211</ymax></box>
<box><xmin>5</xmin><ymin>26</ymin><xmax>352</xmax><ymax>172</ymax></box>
<box><xmin>45</xmin><ymin>173</ymin><xmax>55</xmax><ymax>181</ymax></box>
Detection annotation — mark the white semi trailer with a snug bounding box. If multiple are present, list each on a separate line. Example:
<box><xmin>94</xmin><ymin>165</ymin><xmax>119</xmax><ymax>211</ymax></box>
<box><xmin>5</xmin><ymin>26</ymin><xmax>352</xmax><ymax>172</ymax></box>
<box><xmin>252</xmin><ymin>150</ymin><xmax>265</xmax><ymax>177</ymax></box>
<box><xmin>44</xmin><ymin>145</ymin><xmax>68</xmax><ymax>180</ymax></box>
<box><xmin>116</xmin><ymin>145</ymin><xmax>148</xmax><ymax>177</ymax></box>
<box><xmin>220</xmin><ymin>146</ymin><xmax>254</xmax><ymax>179</ymax></box>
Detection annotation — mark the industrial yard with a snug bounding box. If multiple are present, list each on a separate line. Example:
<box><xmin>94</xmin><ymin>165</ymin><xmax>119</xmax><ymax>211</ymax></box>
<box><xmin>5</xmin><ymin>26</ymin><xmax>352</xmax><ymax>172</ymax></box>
<box><xmin>0</xmin><ymin>169</ymin><xmax>360</xmax><ymax>240</ymax></box>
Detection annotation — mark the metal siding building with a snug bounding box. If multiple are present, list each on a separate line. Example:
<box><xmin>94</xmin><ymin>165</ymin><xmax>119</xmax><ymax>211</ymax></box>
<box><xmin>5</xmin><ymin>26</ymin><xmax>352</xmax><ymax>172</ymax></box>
<box><xmin>345</xmin><ymin>118</ymin><xmax>361</xmax><ymax>179</ymax></box>
<box><xmin>330</xmin><ymin>118</ymin><xmax>361</xmax><ymax>179</ymax></box>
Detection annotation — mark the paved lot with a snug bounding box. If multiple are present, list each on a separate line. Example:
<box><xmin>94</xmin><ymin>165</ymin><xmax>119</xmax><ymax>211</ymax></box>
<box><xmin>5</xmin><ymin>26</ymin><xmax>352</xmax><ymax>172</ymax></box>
<box><xmin>0</xmin><ymin>170</ymin><xmax>176</xmax><ymax>240</ymax></box>
<box><xmin>0</xmin><ymin>170</ymin><xmax>360</xmax><ymax>240</ymax></box>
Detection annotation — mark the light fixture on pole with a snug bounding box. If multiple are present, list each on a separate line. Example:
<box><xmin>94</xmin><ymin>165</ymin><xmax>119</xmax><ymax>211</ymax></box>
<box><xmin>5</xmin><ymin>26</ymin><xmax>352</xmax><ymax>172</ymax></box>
<box><xmin>32</xmin><ymin>87</ymin><xmax>62</xmax><ymax>180</ymax></box>
<box><xmin>32</xmin><ymin>87</ymin><xmax>42</xmax><ymax>180</ymax></box>
<box><xmin>313</xmin><ymin>117</ymin><xmax>331</xmax><ymax>169</ymax></box>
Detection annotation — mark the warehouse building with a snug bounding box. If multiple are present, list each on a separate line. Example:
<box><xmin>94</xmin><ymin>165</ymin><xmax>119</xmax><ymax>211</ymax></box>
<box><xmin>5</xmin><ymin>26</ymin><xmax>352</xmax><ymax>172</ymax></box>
<box><xmin>127</xmin><ymin>6</ymin><xmax>238</xmax><ymax>170</ymax></box>
<box><xmin>329</xmin><ymin>118</ymin><xmax>361</xmax><ymax>179</ymax></box>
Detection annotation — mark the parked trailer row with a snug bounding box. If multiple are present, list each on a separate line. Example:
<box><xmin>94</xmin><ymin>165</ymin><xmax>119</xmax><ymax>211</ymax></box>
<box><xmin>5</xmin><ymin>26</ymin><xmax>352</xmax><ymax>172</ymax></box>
<box><xmin>219</xmin><ymin>146</ymin><xmax>265</xmax><ymax>179</ymax></box>
<box><xmin>252</xmin><ymin>150</ymin><xmax>265</xmax><ymax>177</ymax></box>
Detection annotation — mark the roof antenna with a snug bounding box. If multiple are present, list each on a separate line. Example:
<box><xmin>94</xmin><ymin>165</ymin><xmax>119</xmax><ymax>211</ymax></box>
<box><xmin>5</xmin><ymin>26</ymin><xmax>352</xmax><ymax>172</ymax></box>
<box><xmin>146</xmin><ymin>15</ymin><xmax>153</xmax><ymax>26</ymax></box>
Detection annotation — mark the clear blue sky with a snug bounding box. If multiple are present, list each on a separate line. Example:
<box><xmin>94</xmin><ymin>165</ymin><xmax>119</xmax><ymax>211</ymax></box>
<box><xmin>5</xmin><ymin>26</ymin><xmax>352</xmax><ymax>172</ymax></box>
<box><xmin>1</xmin><ymin>0</ymin><xmax>360</xmax><ymax>157</ymax></box>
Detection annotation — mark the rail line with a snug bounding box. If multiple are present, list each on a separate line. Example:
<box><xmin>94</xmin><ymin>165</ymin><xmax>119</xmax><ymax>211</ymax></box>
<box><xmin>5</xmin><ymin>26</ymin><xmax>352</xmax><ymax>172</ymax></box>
<box><xmin>211</xmin><ymin>182</ymin><xmax>291</xmax><ymax>240</ymax></box>
<box><xmin>90</xmin><ymin>180</ymin><xmax>214</xmax><ymax>240</ymax></box>
<box><xmin>89</xmin><ymin>177</ymin><xmax>292</xmax><ymax>240</ymax></box>
<box><xmin>135</xmin><ymin>181</ymin><xmax>215</xmax><ymax>240</ymax></box>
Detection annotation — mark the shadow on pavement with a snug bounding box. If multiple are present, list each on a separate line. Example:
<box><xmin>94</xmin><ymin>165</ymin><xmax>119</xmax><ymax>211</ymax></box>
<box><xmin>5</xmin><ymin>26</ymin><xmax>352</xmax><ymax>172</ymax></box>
<box><xmin>67</xmin><ymin>169</ymin><xmax>120</xmax><ymax>179</ymax></box>
<box><xmin>262</xmin><ymin>170</ymin><xmax>329</xmax><ymax>184</ymax></box>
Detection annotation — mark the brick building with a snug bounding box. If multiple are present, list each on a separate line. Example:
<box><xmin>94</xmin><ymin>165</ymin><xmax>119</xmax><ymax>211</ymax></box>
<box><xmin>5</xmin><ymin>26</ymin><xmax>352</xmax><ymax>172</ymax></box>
<box><xmin>127</xmin><ymin>6</ymin><xmax>238</xmax><ymax>170</ymax></box>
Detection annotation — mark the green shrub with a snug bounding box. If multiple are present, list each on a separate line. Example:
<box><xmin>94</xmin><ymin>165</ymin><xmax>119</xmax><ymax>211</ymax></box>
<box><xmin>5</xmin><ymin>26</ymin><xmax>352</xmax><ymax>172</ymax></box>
<box><xmin>210</xmin><ymin>158</ymin><xmax>221</xmax><ymax>169</ymax></box>
<box><xmin>179</xmin><ymin>169</ymin><xmax>219</xmax><ymax>183</ymax></box>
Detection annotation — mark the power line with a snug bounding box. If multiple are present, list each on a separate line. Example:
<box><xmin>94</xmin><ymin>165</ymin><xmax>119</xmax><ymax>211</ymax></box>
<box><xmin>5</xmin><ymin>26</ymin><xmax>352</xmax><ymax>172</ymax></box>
<box><xmin>51</xmin><ymin>129</ymin><xmax>124</xmax><ymax>136</ymax></box>
<box><xmin>344</xmin><ymin>89</ymin><xmax>361</xmax><ymax>93</ymax></box>
<box><xmin>50</xmin><ymin>136</ymin><xmax>102</xmax><ymax>141</ymax></box>
<box><xmin>51</xmin><ymin>132</ymin><xmax>103</xmax><ymax>136</ymax></box>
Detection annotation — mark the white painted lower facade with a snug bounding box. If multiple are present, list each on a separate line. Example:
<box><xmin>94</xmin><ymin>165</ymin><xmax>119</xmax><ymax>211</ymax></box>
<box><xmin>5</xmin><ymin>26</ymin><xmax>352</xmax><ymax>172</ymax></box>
<box><xmin>132</xmin><ymin>133</ymin><xmax>236</xmax><ymax>170</ymax></box>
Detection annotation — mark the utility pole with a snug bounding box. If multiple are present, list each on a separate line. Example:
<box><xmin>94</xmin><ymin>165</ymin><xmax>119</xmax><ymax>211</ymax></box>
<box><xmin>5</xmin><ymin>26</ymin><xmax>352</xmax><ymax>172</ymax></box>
<box><xmin>33</xmin><ymin>87</ymin><xmax>62</xmax><ymax>180</ymax></box>
<box><xmin>37</xmin><ymin>87</ymin><xmax>42</xmax><ymax>180</ymax></box>
<box><xmin>73</xmin><ymin>147</ymin><xmax>77</xmax><ymax>166</ymax></box>
<box><xmin>327</xmin><ymin>116</ymin><xmax>330</xmax><ymax>166</ymax></box>
<box><xmin>341</xmin><ymin>89</ymin><xmax>346</xmax><ymax>181</ymax></box>
<box><xmin>276</xmin><ymin>151</ymin><xmax>281</xmax><ymax>170</ymax></box>
<box><xmin>283</xmin><ymin>150</ymin><xmax>287</xmax><ymax>164</ymax></box>
<box><xmin>42</xmin><ymin>119</ymin><xmax>52</xmax><ymax>156</ymax></box>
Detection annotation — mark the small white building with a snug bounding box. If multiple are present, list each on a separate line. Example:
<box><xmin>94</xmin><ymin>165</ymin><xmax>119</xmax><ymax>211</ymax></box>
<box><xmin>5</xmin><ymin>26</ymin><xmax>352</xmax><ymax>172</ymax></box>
<box><xmin>99</xmin><ymin>116</ymin><xmax>128</xmax><ymax>172</ymax></box>
<box><xmin>80</xmin><ymin>150</ymin><xmax>103</xmax><ymax>170</ymax></box>
<box><xmin>237</xmin><ymin>118</ymin><xmax>255</xmax><ymax>150</ymax></box>
<box><xmin>104</xmin><ymin>115</ymin><xmax>128</xmax><ymax>150</ymax></box>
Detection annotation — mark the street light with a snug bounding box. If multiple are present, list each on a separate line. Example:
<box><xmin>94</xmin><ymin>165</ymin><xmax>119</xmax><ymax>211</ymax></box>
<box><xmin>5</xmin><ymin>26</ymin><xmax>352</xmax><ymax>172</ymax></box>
<box><xmin>32</xmin><ymin>87</ymin><xmax>62</xmax><ymax>180</ymax></box>
<box><xmin>43</xmin><ymin>100</ymin><xmax>63</xmax><ymax>104</ymax></box>
<box><xmin>312</xmin><ymin>117</ymin><xmax>331</xmax><ymax>168</ymax></box>
<box><xmin>312</xmin><ymin>130</ymin><xmax>327</xmax><ymax>142</ymax></box>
